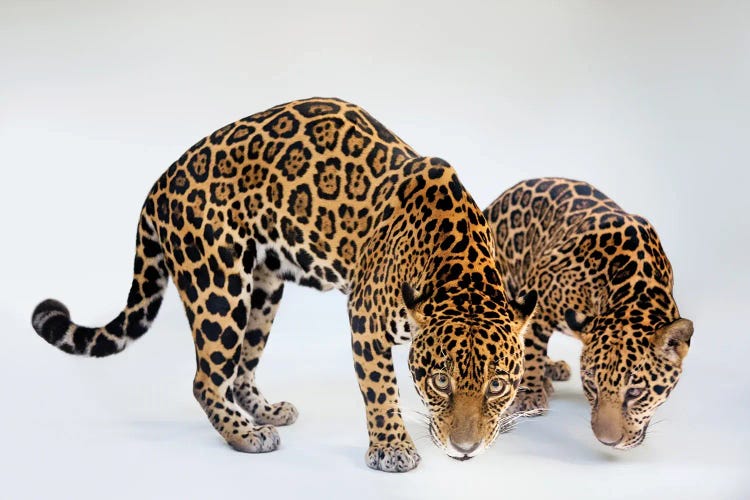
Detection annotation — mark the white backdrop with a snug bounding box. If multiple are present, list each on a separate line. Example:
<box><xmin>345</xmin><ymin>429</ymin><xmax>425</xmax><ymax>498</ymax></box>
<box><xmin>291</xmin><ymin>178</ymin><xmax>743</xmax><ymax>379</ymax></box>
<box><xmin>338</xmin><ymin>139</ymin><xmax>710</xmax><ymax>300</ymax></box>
<box><xmin>1</xmin><ymin>1</ymin><xmax>748</xmax><ymax>499</ymax></box>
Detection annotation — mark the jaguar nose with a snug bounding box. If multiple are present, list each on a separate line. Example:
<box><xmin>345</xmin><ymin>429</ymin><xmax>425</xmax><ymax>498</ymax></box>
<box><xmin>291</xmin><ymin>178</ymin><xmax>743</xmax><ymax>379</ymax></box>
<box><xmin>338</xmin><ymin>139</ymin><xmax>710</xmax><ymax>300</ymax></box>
<box><xmin>592</xmin><ymin>403</ymin><xmax>624</xmax><ymax>447</ymax></box>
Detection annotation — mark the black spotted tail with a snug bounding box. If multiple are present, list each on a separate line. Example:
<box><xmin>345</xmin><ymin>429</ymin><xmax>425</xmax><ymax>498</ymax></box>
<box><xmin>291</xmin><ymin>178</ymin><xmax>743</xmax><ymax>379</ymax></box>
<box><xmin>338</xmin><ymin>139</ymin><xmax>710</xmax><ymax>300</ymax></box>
<box><xmin>31</xmin><ymin>209</ymin><xmax>168</xmax><ymax>357</ymax></box>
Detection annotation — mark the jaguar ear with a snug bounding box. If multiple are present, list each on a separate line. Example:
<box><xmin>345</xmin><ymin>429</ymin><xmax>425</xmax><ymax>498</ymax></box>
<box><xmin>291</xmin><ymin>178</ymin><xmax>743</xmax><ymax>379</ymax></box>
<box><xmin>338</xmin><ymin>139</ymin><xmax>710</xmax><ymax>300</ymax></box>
<box><xmin>509</xmin><ymin>290</ymin><xmax>537</xmax><ymax>318</ymax></box>
<box><xmin>654</xmin><ymin>318</ymin><xmax>693</xmax><ymax>366</ymax></box>
<box><xmin>565</xmin><ymin>309</ymin><xmax>591</xmax><ymax>332</ymax></box>
<box><xmin>401</xmin><ymin>282</ymin><xmax>433</xmax><ymax>310</ymax></box>
<box><xmin>509</xmin><ymin>290</ymin><xmax>537</xmax><ymax>342</ymax></box>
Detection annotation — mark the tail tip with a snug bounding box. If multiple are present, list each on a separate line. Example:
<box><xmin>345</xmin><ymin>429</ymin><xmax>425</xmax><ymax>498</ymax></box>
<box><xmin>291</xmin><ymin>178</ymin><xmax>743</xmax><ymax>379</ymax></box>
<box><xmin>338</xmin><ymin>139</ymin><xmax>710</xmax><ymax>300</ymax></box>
<box><xmin>32</xmin><ymin>298</ymin><xmax>70</xmax><ymax>335</ymax></box>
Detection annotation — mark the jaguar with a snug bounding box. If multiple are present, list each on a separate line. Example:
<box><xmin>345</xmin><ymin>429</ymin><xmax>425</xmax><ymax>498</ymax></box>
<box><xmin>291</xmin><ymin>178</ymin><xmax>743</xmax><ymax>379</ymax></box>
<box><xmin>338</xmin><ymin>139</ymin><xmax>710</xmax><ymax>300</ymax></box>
<box><xmin>484</xmin><ymin>177</ymin><xmax>693</xmax><ymax>449</ymax></box>
<box><xmin>32</xmin><ymin>98</ymin><xmax>536</xmax><ymax>471</ymax></box>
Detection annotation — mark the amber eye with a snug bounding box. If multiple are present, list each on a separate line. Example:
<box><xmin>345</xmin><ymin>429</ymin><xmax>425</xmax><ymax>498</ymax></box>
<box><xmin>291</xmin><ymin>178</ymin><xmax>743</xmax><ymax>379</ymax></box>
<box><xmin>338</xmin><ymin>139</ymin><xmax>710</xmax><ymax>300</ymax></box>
<box><xmin>487</xmin><ymin>378</ymin><xmax>509</xmax><ymax>398</ymax></box>
<box><xmin>625</xmin><ymin>387</ymin><xmax>644</xmax><ymax>402</ymax></box>
<box><xmin>432</xmin><ymin>372</ymin><xmax>451</xmax><ymax>394</ymax></box>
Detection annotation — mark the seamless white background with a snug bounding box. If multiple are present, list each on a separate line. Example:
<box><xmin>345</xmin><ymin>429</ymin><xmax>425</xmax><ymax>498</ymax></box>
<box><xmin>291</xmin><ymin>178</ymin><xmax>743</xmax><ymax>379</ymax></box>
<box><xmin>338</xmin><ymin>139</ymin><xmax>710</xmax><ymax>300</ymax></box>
<box><xmin>1</xmin><ymin>1</ymin><xmax>748</xmax><ymax>499</ymax></box>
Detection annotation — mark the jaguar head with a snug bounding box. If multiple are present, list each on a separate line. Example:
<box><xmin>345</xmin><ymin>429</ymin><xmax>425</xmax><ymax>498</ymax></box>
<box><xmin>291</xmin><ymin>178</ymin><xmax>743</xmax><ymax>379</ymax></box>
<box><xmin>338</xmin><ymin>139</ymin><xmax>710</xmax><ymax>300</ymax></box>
<box><xmin>404</xmin><ymin>282</ymin><xmax>536</xmax><ymax>460</ymax></box>
<box><xmin>578</xmin><ymin>317</ymin><xmax>693</xmax><ymax>449</ymax></box>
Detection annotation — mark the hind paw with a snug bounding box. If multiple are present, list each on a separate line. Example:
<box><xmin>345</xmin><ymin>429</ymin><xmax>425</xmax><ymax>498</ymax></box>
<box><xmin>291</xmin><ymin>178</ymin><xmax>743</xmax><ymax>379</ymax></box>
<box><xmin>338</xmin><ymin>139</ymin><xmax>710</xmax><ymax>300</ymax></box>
<box><xmin>227</xmin><ymin>424</ymin><xmax>281</xmax><ymax>453</ymax></box>
<box><xmin>545</xmin><ymin>360</ymin><xmax>571</xmax><ymax>381</ymax></box>
<box><xmin>253</xmin><ymin>401</ymin><xmax>298</xmax><ymax>426</ymax></box>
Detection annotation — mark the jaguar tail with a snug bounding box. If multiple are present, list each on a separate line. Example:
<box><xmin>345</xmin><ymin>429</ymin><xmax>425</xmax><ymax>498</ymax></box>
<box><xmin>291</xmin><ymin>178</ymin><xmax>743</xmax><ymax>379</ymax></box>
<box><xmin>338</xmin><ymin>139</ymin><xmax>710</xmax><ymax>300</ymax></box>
<box><xmin>31</xmin><ymin>207</ymin><xmax>168</xmax><ymax>357</ymax></box>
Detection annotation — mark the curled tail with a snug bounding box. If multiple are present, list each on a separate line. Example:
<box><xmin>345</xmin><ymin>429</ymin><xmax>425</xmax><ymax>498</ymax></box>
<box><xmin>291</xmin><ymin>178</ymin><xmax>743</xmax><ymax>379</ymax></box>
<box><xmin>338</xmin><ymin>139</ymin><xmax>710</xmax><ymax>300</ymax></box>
<box><xmin>32</xmin><ymin>208</ymin><xmax>168</xmax><ymax>357</ymax></box>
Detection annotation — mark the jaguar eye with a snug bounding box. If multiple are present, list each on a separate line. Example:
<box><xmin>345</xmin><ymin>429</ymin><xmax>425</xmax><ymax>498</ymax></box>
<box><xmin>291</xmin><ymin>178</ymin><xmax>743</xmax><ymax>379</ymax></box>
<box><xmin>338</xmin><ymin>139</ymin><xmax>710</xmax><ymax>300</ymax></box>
<box><xmin>625</xmin><ymin>387</ymin><xmax>644</xmax><ymax>401</ymax></box>
<box><xmin>487</xmin><ymin>378</ymin><xmax>509</xmax><ymax>398</ymax></box>
<box><xmin>432</xmin><ymin>372</ymin><xmax>451</xmax><ymax>394</ymax></box>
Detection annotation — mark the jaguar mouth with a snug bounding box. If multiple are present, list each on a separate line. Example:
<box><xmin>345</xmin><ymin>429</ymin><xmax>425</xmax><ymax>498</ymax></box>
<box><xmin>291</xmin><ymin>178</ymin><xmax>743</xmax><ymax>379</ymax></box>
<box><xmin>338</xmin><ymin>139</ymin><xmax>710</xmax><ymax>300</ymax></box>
<box><xmin>446</xmin><ymin>438</ymin><xmax>485</xmax><ymax>460</ymax></box>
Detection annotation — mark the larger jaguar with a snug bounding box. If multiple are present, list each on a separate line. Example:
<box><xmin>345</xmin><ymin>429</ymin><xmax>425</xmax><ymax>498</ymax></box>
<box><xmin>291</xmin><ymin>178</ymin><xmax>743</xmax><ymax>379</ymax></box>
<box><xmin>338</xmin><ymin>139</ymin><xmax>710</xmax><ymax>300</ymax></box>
<box><xmin>31</xmin><ymin>98</ymin><xmax>536</xmax><ymax>472</ymax></box>
<box><xmin>484</xmin><ymin>177</ymin><xmax>693</xmax><ymax>449</ymax></box>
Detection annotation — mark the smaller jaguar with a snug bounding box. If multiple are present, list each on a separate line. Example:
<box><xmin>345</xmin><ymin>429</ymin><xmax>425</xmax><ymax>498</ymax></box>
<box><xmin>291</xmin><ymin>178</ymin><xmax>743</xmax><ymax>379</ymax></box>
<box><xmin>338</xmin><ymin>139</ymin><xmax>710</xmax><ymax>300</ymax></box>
<box><xmin>484</xmin><ymin>178</ymin><xmax>693</xmax><ymax>449</ymax></box>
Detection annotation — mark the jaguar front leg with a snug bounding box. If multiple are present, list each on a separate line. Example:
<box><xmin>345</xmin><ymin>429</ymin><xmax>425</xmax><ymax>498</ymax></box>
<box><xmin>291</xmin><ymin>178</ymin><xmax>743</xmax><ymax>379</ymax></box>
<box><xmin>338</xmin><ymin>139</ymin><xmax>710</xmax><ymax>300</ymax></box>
<box><xmin>510</xmin><ymin>319</ymin><xmax>553</xmax><ymax>415</ymax></box>
<box><xmin>350</xmin><ymin>316</ymin><xmax>419</xmax><ymax>472</ymax></box>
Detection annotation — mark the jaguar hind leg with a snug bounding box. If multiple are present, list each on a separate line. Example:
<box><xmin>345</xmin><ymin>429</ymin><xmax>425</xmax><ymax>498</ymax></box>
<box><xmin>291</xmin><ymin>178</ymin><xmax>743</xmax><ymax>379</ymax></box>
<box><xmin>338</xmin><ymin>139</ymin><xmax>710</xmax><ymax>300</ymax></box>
<box><xmin>175</xmin><ymin>245</ymin><xmax>280</xmax><ymax>453</ymax></box>
<box><xmin>233</xmin><ymin>266</ymin><xmax>298</xmax><ymax>427</ymax></box>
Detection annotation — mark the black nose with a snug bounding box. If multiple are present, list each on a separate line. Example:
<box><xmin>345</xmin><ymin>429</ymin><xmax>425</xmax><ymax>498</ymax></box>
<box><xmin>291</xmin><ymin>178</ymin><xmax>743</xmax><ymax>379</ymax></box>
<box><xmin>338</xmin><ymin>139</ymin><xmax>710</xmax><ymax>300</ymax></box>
<box><xmin>450</xmin><ymin>439</ymin><xmax>480</xmax><ymax>455</ymax></box>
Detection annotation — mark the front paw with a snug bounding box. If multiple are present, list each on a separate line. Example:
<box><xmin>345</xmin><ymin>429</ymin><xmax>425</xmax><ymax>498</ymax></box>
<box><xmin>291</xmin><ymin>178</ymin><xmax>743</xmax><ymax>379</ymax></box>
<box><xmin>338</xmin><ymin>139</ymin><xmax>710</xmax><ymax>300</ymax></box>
<box><xmin>365</xmin><ymin>441</ymin><xmax>421</xmax><ymax>472</ymax></box>
<box><xmin>509</xmin><ymin>389</ymin><xmax>548</xmax><ymax>416</ymax></box>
